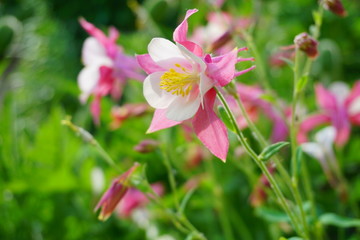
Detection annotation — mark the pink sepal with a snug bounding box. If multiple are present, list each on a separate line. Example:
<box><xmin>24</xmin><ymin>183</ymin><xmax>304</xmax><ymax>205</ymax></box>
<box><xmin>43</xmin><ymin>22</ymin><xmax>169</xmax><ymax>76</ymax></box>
<box><xmin>147</xmin><ymin>109</ymin><xmax>181</xmax><ymax>133</ymax></box>
<box><xmin>204</xmin><ymin>49</ymin><xmax>237</xmax><ymax>87</ymax></box>
<box><xmin>192</xmin><ymin>89</ymin><xmax>229</xmax><ymax>162</ymax></box>
<box><xmin>136</xmin><ymin>54</ymin><xmax>165</xmax><ymax>75</ymax></box>
<box><xmin>315</xmin><ymin>84</ymin><xmax>338</xmax><ymax>112</ymax></box>
<box><xmin>173</xmin><ymin>9</ymin><xmax>198</xmax><ymax>43</ymax></box>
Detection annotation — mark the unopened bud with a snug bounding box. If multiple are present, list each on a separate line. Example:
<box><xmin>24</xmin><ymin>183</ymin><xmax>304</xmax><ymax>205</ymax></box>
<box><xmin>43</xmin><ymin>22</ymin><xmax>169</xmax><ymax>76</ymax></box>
<box><xmin>134</xmin><ymin>139</ymin><xmax>159</xmax><ymax>153</ymax></box>
<box><xmin>321</xmin><ymin>0</ymin><xmax>347</xmax><ymax>17</ymax></box>
<box><xmin>294</xmin><ymin>32</ymin><xmax>318</xmax><ymax>58</ymax></box>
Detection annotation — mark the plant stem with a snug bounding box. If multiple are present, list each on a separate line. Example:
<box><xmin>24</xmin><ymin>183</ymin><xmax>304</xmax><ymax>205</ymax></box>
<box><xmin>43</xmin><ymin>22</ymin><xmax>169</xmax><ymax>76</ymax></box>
<box><xmin>290</xmin><ymin>49</ymin><xmax>310</xmax><ymax>237</ymax></box>
<box><xmin>215</xmin><ymin>87</ymin><xmax>306</xmax><ymax>238</ymax></box>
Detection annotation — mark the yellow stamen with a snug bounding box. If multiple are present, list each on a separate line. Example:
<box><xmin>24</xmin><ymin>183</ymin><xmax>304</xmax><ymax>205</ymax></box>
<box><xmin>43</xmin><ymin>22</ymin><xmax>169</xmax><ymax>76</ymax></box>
<box><xmin>160</xmin><ymin>64</ymin><xmax>198</xmax><ymax>97</ymax></box>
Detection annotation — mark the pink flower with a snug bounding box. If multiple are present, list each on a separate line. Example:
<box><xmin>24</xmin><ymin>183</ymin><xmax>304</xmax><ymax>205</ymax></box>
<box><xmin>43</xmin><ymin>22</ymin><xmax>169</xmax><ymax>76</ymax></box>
<box><xmin>94</xmin><ymin>163</ymin><xmax>139</xmax><ymax>221</ymax></box>
<box><xmin>298</xmin><ymin>81</ymin><xmax>360</xmax><ymax>146</ymax></box>
<box><xmin>117</xmin><ymin>183</ymin><xmax>164</xmax><ymax>218</ymax></box>
<box><xmin>137</xmin><ymin>9</ymin><xmax>255</xmax><ymax>162</ymax></box>
<box><xmin>78</xmin><ymin>18</ymin><xmax>144</xmax><ymax>124</ymax></box>
<box><xmin>228</xmin><ymin>83</ymin><xmax>288</xmax><ymax>142</ymax></box>
<box><xmin>191</xmin><ymin>12</ymin><xmax>252</xmax><ymax>54</ymax></box>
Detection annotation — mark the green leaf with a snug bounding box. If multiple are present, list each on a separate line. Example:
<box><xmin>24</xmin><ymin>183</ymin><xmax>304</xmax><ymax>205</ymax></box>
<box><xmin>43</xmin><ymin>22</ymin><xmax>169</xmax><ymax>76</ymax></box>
<box><xmin>218</xmin><ymin>105</ymin><xmax>235</xmax><ymax>132</ymax></box>
<box><xmin>296</xmin><ymin>75</ymin><xmax>309</xmax><ymax>93</ymax></box>
<box><xmin>293</xmin><ymin>146</ymin><xmax>303</xmax><ymax>177</ymax></box>
<box><xmin>319</xmin><ymin>213</ymin><xmax>360</xmax><ymax>228</ymax></box>
<box><xmin>259</xmin><ymin>142</ymin><xmax>289</xmax><ymax>161</ymax></box>
<box><xmin>256</xmin><ymin>207</ymin><xmax>290</xmax><ymax>223</ymax></box>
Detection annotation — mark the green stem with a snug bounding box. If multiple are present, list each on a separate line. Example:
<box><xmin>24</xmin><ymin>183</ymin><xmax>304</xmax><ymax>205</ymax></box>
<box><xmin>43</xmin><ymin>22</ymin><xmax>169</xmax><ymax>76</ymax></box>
<box><xmin>160</xmin><ymin>148</ymin><xmax>180</xmax><ymax>210</ymax></box>
<box><xmin>206</xmin><ymin>159</ymin><xmax>235</xmax><ymax>240</ymax></box>
<box><xmin>215</xmin><ymin>87</ymin><xmax>306</xmax><ymax>238</ymax></box>
<box><xmin>290</xmin><ymin>49</ymin><xmax>310</xmax><ymax>237</ymax></box>
<box><xmin>61</xmin><ymin>118</ymin><xmax>122</xmax><ymax>172</ymax></box>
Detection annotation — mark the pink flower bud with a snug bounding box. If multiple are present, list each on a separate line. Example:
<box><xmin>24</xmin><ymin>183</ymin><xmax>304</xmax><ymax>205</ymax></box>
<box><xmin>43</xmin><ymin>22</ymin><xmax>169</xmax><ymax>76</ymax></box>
<box><xmin>94</xmin><ymin>163</ymin><xmax>139</xmax><ymax>221</ymax></box>
<box><xmin>294</xmin><ymin>32</ymin><xmax>319</xmax><ymax>58</ymax></box>
<box><xmin>321</xmin><ymin>0</ymin><xmax>347</xmax><ymax>17</ymax></box>
<box><xmin>133</xmin><ymin>139</ymin><xmax>159</xmax><ymax>153</ymax></box>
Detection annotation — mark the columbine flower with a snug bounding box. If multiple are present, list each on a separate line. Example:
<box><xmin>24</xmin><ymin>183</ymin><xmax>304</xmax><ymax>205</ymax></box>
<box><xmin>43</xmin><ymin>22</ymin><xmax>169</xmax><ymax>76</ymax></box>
<box><xmin>321</xmin><ymin>0</ymin><xmax>347</xmax><ymax>17</ymax></box>
<box><xmin>117</xmin><ymin>183</ymin><xmax>164</xmax><ymax>218</ymax></box>
<box><xmin>78</xmin><ymin>18</ymin><xmax>144</xmax><ymax>124</ymax></box>
<box><xmin>298</xmin><ymin>81</ymin><xmax>360</xmax><ymax>146</ymax></box>
<box><xmin>137</xmin><ymin>9</ymin><xmax>255</xmax><ymax>161</ymax></box>
<box><xmin>294</xmin><ymin>32</ymin><xmax>318</xmax><ymax>58</ymax></box>
<box><xmin>227</xmin><ymin>83</ymin><xmax>288</xmax><ymax>142</ymax></box>
<box><xmin>94</xmin><ymin>163</ymin><xmax>139</xmax><ymax>221</ymax></box>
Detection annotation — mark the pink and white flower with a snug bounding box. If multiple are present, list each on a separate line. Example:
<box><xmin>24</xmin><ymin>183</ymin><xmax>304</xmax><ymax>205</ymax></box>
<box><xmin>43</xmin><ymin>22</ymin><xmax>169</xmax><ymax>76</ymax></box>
<box><xmin>137</xmin><ymin>9</ymin><xmax>255</xmax><ymax>161</ymax></box>
<box><xmin>78</xmin><ymin>18</ymin><xmax>144</xmax><ymax>124</ymax></box>
<box><xmin>298</xmin><ymin>81</ymin><xmax>360</xmax><ymax>146</ymax></box>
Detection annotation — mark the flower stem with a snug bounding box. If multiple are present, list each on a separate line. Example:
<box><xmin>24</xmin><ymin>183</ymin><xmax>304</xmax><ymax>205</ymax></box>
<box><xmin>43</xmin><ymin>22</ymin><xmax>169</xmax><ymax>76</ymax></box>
<box><xmin>290</xmin><ymin>48</ymin><xmax>310</xmax><ymax>237</ymax></box>
<box><xmin>61</xmin><ymin>117</ymin><xmax>122</xmax><ymax>172</ymax></box>
<box><xmin>215</xmin><ymin>87</ymin><xmax>306</xmax><ymax>237</ymax></box>
<box><xmin>159</xmin><ymin>148</ymin><xmax>180</xmax><ymax>210</ymax></box>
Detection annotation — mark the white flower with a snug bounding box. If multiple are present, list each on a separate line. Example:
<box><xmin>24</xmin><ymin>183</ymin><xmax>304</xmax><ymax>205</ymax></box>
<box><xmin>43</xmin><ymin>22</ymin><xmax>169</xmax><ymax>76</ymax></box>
<box><xmin>143</xmin><ymin>38</ymin><xmax>213</xmax><ymax>122</ymax></box>
<box><xmin>77</xmin><ymin>37</ymin><xmax>113</xmax><ymax>103</ymax></box>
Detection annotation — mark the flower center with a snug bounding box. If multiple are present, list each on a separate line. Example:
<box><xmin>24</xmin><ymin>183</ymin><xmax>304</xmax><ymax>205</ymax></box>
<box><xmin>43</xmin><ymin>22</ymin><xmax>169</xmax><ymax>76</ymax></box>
<box><xmin>160</xmin><ymin>64</ymin><xmax>198</xmax><ymax>97</ymax></box>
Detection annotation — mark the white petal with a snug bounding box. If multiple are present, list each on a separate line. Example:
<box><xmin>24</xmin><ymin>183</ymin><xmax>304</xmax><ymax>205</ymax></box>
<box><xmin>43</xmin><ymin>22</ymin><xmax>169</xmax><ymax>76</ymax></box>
<box><xmin>77</xmin><ymin>66</ymin><xmax>100</xmax><ymax>96</ymax></box>
<box><xmin>166</xmin><ymin>96</ymin><xmax>201</xmax><ymax>121</ymax></box>
<box><xmin>301</xmin><ymin>142</ymin><xmax>325</xmax><ymax>161</ymax></box>
<box><xmin>176</xmin><ymin>43</ymin><xmax>212</xmax><ymax>101</ymax></box>
<box><xmin>82</xmin><ymin>37</ymin><xmax>113</xmax><ymax>66</ymax></box>
<box><xmin>148</xmin><ymin>38</ymin><xmax>185</xmax><ymax>65</ymax></box>
<box><xmin>348</xmin><ymin>96</ymin><xmax>360</xmax><ymax>115</ymax></box>
<box><xmin>314</xmin><ymin>126</ymin><xmax>336</xmax><ymax>149</ymax></box>
<box><xmin>176</xmin><ymin>42</ymin><xmax>205</xmax><ymax>72</ymax></box>
<box><xmin>143</xmin><ymin>72</ymin><xmax>177</xmax><ymax>109</ymax></box>
<box><xmin>329</xmin><ymin>81</ymin><xmax>350</xmax><ymax>103</ymax></box>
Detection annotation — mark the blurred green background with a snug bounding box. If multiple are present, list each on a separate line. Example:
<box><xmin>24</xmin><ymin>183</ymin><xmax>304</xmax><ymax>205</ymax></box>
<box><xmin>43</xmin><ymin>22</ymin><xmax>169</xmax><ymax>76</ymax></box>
<box><xmin>1</xmin><ymin>0</ymin><xmax>360</xmax><ymax>239</ymax></box>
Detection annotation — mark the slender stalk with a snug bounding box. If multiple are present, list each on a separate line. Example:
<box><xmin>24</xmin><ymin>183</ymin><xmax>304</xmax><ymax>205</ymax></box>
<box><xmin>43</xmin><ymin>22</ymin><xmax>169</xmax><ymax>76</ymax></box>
<box><xmin>159</xmin><ymin>148</ymin><xmax>180</xmax><ymax>210</ymax></box>
<box><xmin>289</xmin><ymin>49</ymin><xmax>310</xmax><ymax>236</ymax></box>
<box><xmin>61</xmin><ymin>118</ymin><xmax>122</xmax><ymax>172</ymax></box>
<box><xmin>215</xmin><ymin>87</ymin><xmax>306</xmax><ymax>238</ymax></box>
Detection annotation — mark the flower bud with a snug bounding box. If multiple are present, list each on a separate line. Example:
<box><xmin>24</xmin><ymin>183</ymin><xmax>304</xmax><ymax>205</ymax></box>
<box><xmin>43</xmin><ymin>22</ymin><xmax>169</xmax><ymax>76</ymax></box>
<box><xmin>321</xmin><ymin>0</ymin><xmax>347</xmax><ymax>17</ymax></box>
<box><xmin>134</xmin><ymin>139</ymin><xmax>159</xmax><ymax>153</ymax></box>
<box><xmin>95</xmin><ymin>163</ymin><xmax>139</xmax><ymax>221</ymax></box>
<box><xmin>294</xmin><ymin>32</ymin><xmax>318</xmax><ymax>58</ymax></box>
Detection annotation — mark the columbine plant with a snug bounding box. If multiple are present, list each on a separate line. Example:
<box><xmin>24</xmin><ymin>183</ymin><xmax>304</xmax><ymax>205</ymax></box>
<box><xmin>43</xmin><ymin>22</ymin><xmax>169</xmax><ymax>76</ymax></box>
<box><xmin>137</xmin><ymin>9</ymin><xmax>255</xmax><ymax>161</ymax></box>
